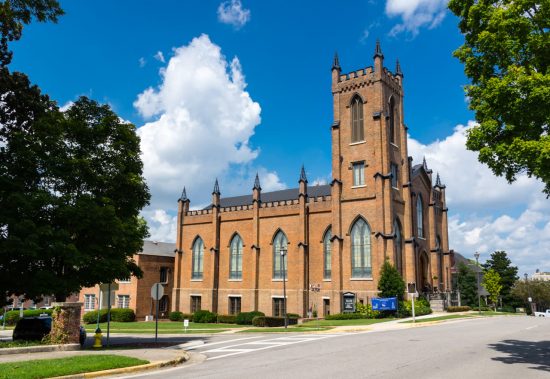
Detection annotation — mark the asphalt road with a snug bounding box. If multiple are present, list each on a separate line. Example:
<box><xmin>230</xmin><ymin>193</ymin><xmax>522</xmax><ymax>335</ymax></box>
<box><xmin>115</xmin><ymin>316</ymin><xmax>550</xmax><ymax>379</ymax></box>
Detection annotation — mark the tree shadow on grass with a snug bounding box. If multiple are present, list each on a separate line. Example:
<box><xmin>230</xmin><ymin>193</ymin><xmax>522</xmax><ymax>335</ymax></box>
<box><xmin>489</xmin><ymin>339</ymin><xmax>550</xmax><ymax>372</ymax></box>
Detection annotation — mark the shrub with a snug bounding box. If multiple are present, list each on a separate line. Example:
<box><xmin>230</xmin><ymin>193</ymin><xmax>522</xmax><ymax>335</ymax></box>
<box><xmin>193</xmin><ymin>310</ymin><xmax>217</xmax><ymax>323</ymax></box>
<box><xmin>3</xmin><ymin>309</ymin><xmax>54</xmax><ymax>326</ymax></box>
<box><xmin>447</xmin><ymin>306</ymin><xmax>471</xmax><ymax>312</ymax></box>
<box><xmin>82</xmin><ymin>308</ymin><xmax>135</xmax><ymax>324</ymax></box>
<box><xmin>325</xmin><ymin>313</ymin><xmax>366</xmax><ymax>320</ymax></box>
<box><xmin>286</xmin><ymin>313</ymin><xmax>300</xmax><ymax>319</ymax></box>
<box><xmin>472</xmin><ymin>306</ymin><xmax>492</xmax><ymax>311</ymax></box>
<box><xmin>236</xmin><ymin>311</ymin><xmax>265</xmax><ymax>325</ymax></box>
<box><xmin>169</xmin><ymin>311</ymin><xmax>184</xmax><ymax>321</ymax></box>
<box><xmin>496</xmin><ymin>306</ymin><xmax>516</xmax><ymax>313</ymax></box>
<box><xmin>251</xmin><ymin>316</ymin><xmax>298</xmax><ymax>327</ymax></box>
<box><xmin>378</xmin><ymin>259</ymin><xmax>406</xmax><ymax>301</ymax></box>
<box><xmin>217</xmin><ymin>314</ymin><xmax>237</xmax><ymax>324</ymax></box>
<box><xmin>355</xmin><ymin>302</ymin><xmax>381</xmax><ymax>319</ymax></box>
<box><xmin>398</xmin><ymin>299</ymin><xmax>432</xmax><ymax>318</ymax></box>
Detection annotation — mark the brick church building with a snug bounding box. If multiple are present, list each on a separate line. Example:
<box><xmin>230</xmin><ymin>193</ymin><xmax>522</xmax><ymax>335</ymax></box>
<box><xmin>172</xmin><ymin>42</ymin><xmax>451</xmax><ymax>317</ymax></box>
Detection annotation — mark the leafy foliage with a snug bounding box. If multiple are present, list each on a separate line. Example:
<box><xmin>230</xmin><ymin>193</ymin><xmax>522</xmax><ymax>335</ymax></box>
<box><xmin>192</xmin><ymin>310</ymin><xmax>217</xmax><ymax>323</ymax></box>
<box><xmin>448</xmin><ymin>0</ymin><xmax>550</xmax><ymax>195</ymax></box>
<box><xmin>235</xmin><ymin>311</ymin><xmax>265</xmax><ymax>325</ymax></box>
<box><xmin>377</xmin><ymin>260</ymin><xmax>406</xmax><ymax>301</ymax></box>
<box><xmin>0</xmin><ymin>75</ymin><xmax>150</xmax><ymax>301</ymax></box>
<box><xmin>81</xmin><ymin>308</ymin><xmax>136</xmax><ymax>324</ymax></box>
<box><xmin>0</xmin><ymin>0</ymin><xmax>64</xmax><ymax>67</ymax></box>
<box><xmin>447</xmin><ymin>306</ymin><xmax>472</xmax><ymax>312</ymax></box>
<box><xmin>251</xmin><ymin>316</ymin><xmax>298</xmax><ymax>327</ymax></box>
<box><xmin>456</xmin><ymin>263</ymin><xmax>479</xmax><ymax>307</ymax></box>
<box><xmin>482</xmin><ymin>251</ymin><xmax>518</xmax><ymax>306</ymax></box>
<box><xmin>511</xmin><ymin>279</ymin><xmax>550</xmax><ymax>313</ymax></box>
<box><xmin>325</xmin><ymin>313</ymin><xmax>366</xmax><ymax>320</ymax></box>
<box><xmin>216</xmin><ymin>314</ymin><xmax>237</xmax><ymax>324</ymax></box>
<box><xmin>482</xmin><ymin>268</ymin><xmax>503</xmax><ymax>309</ymax></box>
<box><xmin>398</xmin><ymin>298</ymin><xmax>432</xmax><ymax>317</ymax></box>
<box><xmin>355</xmin><ymin>302</ymin><xmax>381</xmax><ymax>319</ymax></box>
<box><xmin>2</xmin><ymin>309</ymin><xmax>53</xmax><ymax>326</ymax></box>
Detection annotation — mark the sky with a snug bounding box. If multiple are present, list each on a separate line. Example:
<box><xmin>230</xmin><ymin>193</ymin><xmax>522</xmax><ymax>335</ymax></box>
<box><xmin>9</xmin><ymin>0</ymin><xmax>550</xmax><ymax>276</ymax></box>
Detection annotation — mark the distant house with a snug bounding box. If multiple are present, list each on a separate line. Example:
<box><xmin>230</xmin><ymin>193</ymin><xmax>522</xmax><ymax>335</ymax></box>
<box><xmin>532</xmin><ymin>270</ymin><xmax>550</xmax><ymax>281</ymax></box>
<box><xmin>450</xmin><ymin>251</ymin><xmax>489</xmax><ymax>297</ymax></box>
<box><xmin>78</xmin><ymin>241</ymin><xmax>175</xmax><ymax>320</ymax></box>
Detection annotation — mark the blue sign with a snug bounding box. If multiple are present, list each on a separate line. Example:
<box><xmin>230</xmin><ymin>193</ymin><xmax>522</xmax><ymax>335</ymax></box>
<box><xmin>372</xmin><ymin>297</ymin><xmax>398</xmax><ymax>311</ymax></box>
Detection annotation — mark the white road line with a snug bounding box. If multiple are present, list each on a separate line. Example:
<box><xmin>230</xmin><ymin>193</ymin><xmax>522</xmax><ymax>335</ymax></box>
<box><xmin>184</xmin><ymin>336</ymin><xmax>262</xmax><ymax>350</ymax></box>
<box><xmin>526</xmin><ymin>325</ymin><xmax>539</xmax><ymax>330</ymax></box>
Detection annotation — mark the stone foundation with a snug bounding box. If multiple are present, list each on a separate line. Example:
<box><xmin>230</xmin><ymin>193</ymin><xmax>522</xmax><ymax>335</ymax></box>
<box><xmin>50</xmin><ymin>302</ymin><xmax>83</xmax><ymax>344</ymax></box>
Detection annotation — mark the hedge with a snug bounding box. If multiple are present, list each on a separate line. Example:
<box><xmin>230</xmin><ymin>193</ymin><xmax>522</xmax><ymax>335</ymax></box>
<box><xmin>472</xmin><ymin>306</ymin><xmax>492</xmax><ymax>312</ymax></box>
<box><xmin>82</xmin><ymin>308</ymin><xmax>136</xmax><ymax>324</ymax></box>
<box><xmin>325</xmin><ymin>313</ymin><xmax>366</xmax><ymax>320</ymax></box>
<box><xmin>193</xmin><ymin>310</ymin><xmax>217</xmax><ymax>323</ymax></box>
<box><xmin>217</xmin><ymin>314</ymin><xmax>237</xmax><ymax>324</ymax></box>
<box><xmin>251</xmin><ymin>316</ymin><xmax>299</xmax><ymax>327</ymax></box>
<box><xmin>236</xmin><ymin>311</ymin><xmax>265</xmax><ymax>325</ymax></box>
<box><xmin>447</xmin><ymin>306</ymin><xmax>471</xmax><ymax>312</ymax></box>
<box><xmin>2</xmin><ymin>309</ymin><xmax>53</xmax><ymax>326</ymax></box>
<box><xmin>169</xmin><ymin>312</ymin><xmax>194</xmax><ymax>322</ymax></box>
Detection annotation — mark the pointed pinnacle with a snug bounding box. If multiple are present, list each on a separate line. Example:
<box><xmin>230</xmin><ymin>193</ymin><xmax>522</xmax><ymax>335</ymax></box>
<box><xmin>435</xmin><ymin>173</ymin><xmax>441</xmax><ymax>186</ymax></box>
<box><xmin>299</xmin><ymin>165</ymin><xmax>308</xmax><ymax>183</ymax></box>
<box><xmin>179</xmin><ymin>186</ymin><xmax>188</xmax><ymax>202</ymax></box>
<box><xmin>212</xmin><ymin>178</ymin><xmax>220</xmax><ymax>195</ymax></box>
<box><xmin>332</xmin><ymin>52</ymin><xmax>341</xmax><ymax>71</ymax></box>
<box><xmin>374</xmin><ymin>39</ymin><xmax>384</xmax><ymax>59</ymax></box>
<box><xmin>253</xmin><ymin>173</ymin><xmax>261</xmax><ymax>191</ymax></box>
<box><xmin>395</xmin><ymin>59</ymin><xmax>403</xmax><ymax>77</ymax></box>
<box><xmin>422</xmin><ymin>156</ymin><xmax>428</xmax><ymax>169</ymax></box>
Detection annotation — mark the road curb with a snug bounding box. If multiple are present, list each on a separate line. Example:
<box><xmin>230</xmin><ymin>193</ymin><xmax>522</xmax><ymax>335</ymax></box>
<box><xmin>0</xmin><ymin>343</ymin><xmax>81</xmax><ymax>355</ymax></box>
<box><xmin>52</xmin><ymin>351</ymin><xmax>190</xmax><ymax>379</ymax></box>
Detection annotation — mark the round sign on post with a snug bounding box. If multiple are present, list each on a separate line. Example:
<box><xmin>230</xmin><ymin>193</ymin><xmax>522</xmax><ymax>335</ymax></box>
<box><xmin>151</xmin><ymin>283</ymin><xmax>164</xmax><ymax>300</ymax></box>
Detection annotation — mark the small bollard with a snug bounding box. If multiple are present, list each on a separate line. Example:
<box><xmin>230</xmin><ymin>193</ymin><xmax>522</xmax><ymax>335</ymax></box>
<box><xmin>93</xmin><ymin>327</ymin><xmax>103</xmax><ymax>349</ymax></box>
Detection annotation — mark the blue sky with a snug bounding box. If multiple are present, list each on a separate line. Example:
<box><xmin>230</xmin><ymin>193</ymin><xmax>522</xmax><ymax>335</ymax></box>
<box><xmin>9</xmin><ymin>0</ymin><xmax>550</xmax><ymax>274</ymax></box>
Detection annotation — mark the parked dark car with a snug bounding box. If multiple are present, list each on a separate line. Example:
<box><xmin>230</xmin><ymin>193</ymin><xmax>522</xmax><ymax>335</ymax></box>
<box><xmin>13</xmin><ymin>316</ymin><xmax>86</xmax><ymax>345</ymax></box>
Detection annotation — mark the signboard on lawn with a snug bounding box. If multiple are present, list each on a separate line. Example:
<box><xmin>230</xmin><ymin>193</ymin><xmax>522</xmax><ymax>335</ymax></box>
<box><xmin>342</xmin><ymin>292</ymin><xmax>356</xmax><ymax>313</ymax></box>
<box><xmin>372</xmin><ymin>297</ymin><xmax>398</xmax><ymax>311</ymax></box>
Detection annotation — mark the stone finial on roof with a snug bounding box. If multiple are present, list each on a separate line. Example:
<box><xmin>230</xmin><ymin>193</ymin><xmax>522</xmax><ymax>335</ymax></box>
<box><xmin>253</xmin><ymin>173</ymin><xmax>261</xmax><ymax>191</ymax></box>
<box><xmin>299</xmin><ymin>165</ymin><xmax>308</xmax><ymax>183</ymax></box>
<box><xmin>374</xmin><ymin>39</ymin><xmax>384</xmax><ymax>59</ymax></box>
<box><xmin>332</xmin><ymin>52</ymin><xmax>341</xmax><ymax>71</ymax></box>
<box><xmin>395</xmin><ymin>59</ymin><xmax>403</xmax><ymax>77</ymax></box>
<box><xmin>179</xmin><ymin>186</ymin><xmax>188</xmax><ymax>202</ymax></box>
<box><xmin>423</xmin><ymin>156</ymin><xmax>428</xmax><ymax>170</ymax></box>
<box><xmin>212</xmin><ymin>178</ymin><xmax>220</xmax><ymax>195</ymax></box>
<box><xmin>436</xmin><ymin>173</ymin><xmax>441</xmax><ymax>186</ymax></box>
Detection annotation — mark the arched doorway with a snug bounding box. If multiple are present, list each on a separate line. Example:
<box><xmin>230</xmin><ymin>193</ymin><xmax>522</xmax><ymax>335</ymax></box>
<box><xmin>419</xmin><ymin>251</ymin><xmax>430</xmax><ymax>293</ymax></box>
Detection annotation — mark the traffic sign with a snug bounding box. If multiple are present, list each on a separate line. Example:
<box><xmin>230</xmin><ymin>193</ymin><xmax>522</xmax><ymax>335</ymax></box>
<box><xmin>151</xmin><ymin>283</ymin><xmax>164</xmax><ymax>300</ymax></box>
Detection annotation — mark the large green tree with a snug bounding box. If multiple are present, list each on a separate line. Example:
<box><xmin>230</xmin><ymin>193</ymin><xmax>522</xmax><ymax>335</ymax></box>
<box><xmin>377</xmin><ymin>260</ymin><xmax>406</xmax><ymax>301</ymax></box>
<box><xmin>448</xmin><ymin>0</ymin><xmax>550</xmax><ymax>195</ymax></box>
<box><xmin>482</xmin><ymin>269</ymin><xmax>502</xmax><ymax>310</ymax></box>
<box><xmin>482</xmin><ymin>251</ymin><xmax>518</xmax><ymax>306</ymax></box>
<box><xmin>511</xmin><ymin>279</ymin><xmax>550</xmax><ymax>313</ymax></box>
<box><xmin>456</xmin><ymin>263</ymin><xmax>479</xmax><ymax>307</ymax></box>
<box><xmin>0</xmin><ymin>0</ymin><xmax>64</xmax><ymax>67</ymax></box>
<box><xmin>0</xmin><ymin>69</ymin><xmax>150</xmax><ymax>300</ymax></box>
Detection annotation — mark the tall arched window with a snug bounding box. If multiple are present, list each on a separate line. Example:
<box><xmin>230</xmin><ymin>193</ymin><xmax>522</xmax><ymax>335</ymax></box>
<box><xmin>323</xmin><ymin>228</ymin><xmax>332</xmax><ymax>280</ymax></box>
<box><xmin>229</xmin><ymin>234</ymin><xmax>243</xmax><ymax>279</ymax></box>
<box><xmin>272</xmin><ymin>231</ymin><xmax>288</xmax><ymax>279</ymax></box>
<box><xmin>351</xmin><ymin>218</ymin><xmax>371</xmax><ymax>278</ymax></box>
<box><xmin>417</xmin><ymin>196</ymin><xmax>424</xmax><ymax>238</ymax></box>
<box><xmin>351</xmin><ymin>95</ymin><xmax>364</xmax><ymax>142</ymax></box>
<box><xmin>389</xmin><ymin>97</ymin><xmax>396</xmax><ymax>144</ymax></box>
<box><xmin>394</xmin><ymin>219</ymin><xmax>403</xmax><ymax>275</ymax></box>
<box><xmin>191</xmin><ymin>237</ymin><xmax>204</xmax><ymax>279</ymax></box>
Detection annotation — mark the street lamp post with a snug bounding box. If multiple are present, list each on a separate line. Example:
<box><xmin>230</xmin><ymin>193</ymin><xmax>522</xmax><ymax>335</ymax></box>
<box><xmin>280</xmin><ymin>248</ymin><xmax>288</xmax><ymax>329</ymax></box>
<box><xmin>524</xmin><ymin>273</ymin><xmax>532</xmax><ymax>315</ymax></box>
<box><xmin>474</xmin><ymin>252</ymin><xmax>481</xmax><ymax>315</ymax></box>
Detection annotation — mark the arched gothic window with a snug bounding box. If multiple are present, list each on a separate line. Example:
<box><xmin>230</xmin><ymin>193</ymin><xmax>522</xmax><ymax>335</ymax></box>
<box><xmin>389</xmin><ymin>97</ymin><xmax>396</xmax><ymax>144</ymax></box>
<box><xmin>191</xmin><ymin>237</ymin><xmax>204</xmax><ymax>279</ymax></box>
<box><xmin>351</xmin><ymin>95</ymin><xmax>364</xmax><ymax>142</ymax></box>
<box><xmin>394</xmin><ymin>219</ymin><xmax>403</xmax><ymax>275</ymax></box>
<box><xmin>351</xmin><ymin>218</ymin><xmax>371</xmax><ymax>278</ymax></box>
<box><xmin>323</xmin><ymin>228</ymin><xmax>332</xmax><ymax>280</ymax></box>
<box><xmin>229</xmin><ymin>234</ymin><xmax>243</xmax><ymax>280</ymax></box>
<box><xmin>272</xmin><ymin>231</ymin><xmax>288</xmax><ymax>279</ymax></box>
<box><xmin>417</xmin><ymin>196</ymin><xmax>424</xmax><ymax>238</ymax></box>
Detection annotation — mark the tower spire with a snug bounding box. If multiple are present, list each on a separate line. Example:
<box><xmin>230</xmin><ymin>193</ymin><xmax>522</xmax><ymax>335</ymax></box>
<box><xmin>395</xmin><ymin>59</ymin><xmax>403</xmax><ymax>77</ymax></box>
<box><xmin>332</xmin><ymin>52</ymin><xmax>341</xmax><ymax>71</ymax></box>
<box><xmin>253</xmin><ymin>173</ymin><xmax>261</xmax><ymax>190</ymax></box>
<box><xmin>179</xmin><ymin>186</ymin><xmax>188</xmax><ymax>202</ymax></box>
<box><xmin>212</xmin><ymin>178</ymin><xmax>220</xmax><ymax>195</ymax></box>
<box><xmin>422</xmin><ymin>156</ymin><xmax>428</xmax><ymax>170</ymax></box>
<box><xmin>435</xmin><ymin>173</ymin><xmax>441</xmax><ymax>187</ymax></box>
<box><xmin>299</xmin><ymin>165</ymin><xmax>308</xmax><ymax>183</ymax></box>
<box><xmin>373</xmin><ymin>39</ymin><xmax>384</xmax><ymax>59</ymax></box>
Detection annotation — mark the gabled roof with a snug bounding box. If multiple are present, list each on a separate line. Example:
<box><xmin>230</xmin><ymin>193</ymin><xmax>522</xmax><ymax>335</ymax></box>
<box><xmin>203</xmin><ymin>184</ymin><xmax>331</xmax><ymax>209</ymax></box>
<box><xmin>140</xmin><ymin>241</ymin><xmax>175</xmax><ymax>257</ymax></box>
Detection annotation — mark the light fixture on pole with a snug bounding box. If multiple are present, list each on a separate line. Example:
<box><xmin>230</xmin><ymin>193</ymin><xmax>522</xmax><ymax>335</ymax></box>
<box><xmin>525</xmin><ymin>273</ymin><xmax>532</xmax><ymax>315</ymax></box>
<box><xmin>280</xmin><ymin>247</ymin><xmax>288</xmax><ymax>328</ymax></box>
<box><xmin>474</xmin><ymin>252</ymin><xmax>481</xmax><ymax>315</ymax></box>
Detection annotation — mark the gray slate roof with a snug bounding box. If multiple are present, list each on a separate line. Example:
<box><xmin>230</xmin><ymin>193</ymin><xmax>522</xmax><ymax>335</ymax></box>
<box><xmin>140</xmin><ymin>241</ymin><xmax>175</xmax><ymax>257</ymax></box>
<box><xmin>204</xmin><ymin>184</ymin><xmax>332</xmax><ymax>209</ymax></box>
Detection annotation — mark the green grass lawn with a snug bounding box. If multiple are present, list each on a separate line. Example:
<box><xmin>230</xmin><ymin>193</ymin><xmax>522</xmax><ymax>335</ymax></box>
<box><xmin>400</xmin><ymin>314</ymin><xmax>473</xmax><ymax>324</ymax></box>
<box><xmin>84</xmin><ymin>321</ymin><xmax>244</xmax><ymax>334</ymax></box>
<box><xmin>300</xmin><ymin>318</ymin><xmax>393</xmax><ymax>327</ymax></box>
<box><xmin>240</xmin><ymin>325</ymin><xmax>335</xmax><ymax>333</ymax></box>
<box><xmin>0</xmin><ymin>340</ymin><xmax>48</xmax><ymax>349</ymax></box>
<box><xmin>0</xmin><ymin>354</ymin><xmax>148</xmax><ymax>379</ymax></box>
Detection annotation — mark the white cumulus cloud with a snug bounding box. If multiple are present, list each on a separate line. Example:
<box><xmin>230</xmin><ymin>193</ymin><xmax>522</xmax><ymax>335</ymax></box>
<box><xmin>217</xmin><ymin>0</ymin><xmax>251</xmax><ymax>29</ymax></box>
<box><xmin>385</xmin><ymin>0</ymin><xmax>448</xmax><ymax>37</ymax></box>
<box><xmin>408</xmin><ymin>121</ymin><xmax>550</xmax><ymax>275</ymax></box>
<box><xmin>134</xmin><ymin>34</ymin><xmax>283</xmax><ymax>241</ymax></box>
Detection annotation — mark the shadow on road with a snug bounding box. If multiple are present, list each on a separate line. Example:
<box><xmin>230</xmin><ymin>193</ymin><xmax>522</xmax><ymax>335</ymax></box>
<box><xmin>489</xmin><ymin>339</ymin><xmax>550</xmax><ymax>372</ymax></box>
